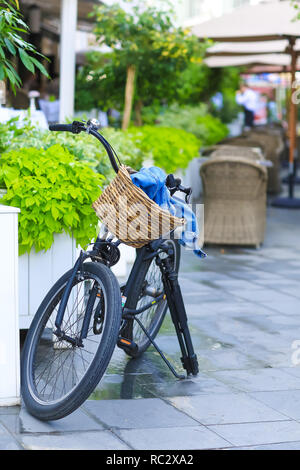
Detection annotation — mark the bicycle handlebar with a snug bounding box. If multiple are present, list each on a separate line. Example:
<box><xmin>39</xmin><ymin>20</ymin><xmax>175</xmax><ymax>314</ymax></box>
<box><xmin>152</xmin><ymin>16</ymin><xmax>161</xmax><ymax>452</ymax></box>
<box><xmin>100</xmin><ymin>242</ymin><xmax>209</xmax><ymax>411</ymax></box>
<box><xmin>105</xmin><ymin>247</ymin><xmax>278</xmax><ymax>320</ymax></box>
<box><xmin>49</xmin><ymin>123</ymin><xmax>74</xmax><ymax>133</ymax></box>
<box><xmin>49</xmin><ymin>120</ymin><xmax>119</xmax><ymax>173</ymax></box>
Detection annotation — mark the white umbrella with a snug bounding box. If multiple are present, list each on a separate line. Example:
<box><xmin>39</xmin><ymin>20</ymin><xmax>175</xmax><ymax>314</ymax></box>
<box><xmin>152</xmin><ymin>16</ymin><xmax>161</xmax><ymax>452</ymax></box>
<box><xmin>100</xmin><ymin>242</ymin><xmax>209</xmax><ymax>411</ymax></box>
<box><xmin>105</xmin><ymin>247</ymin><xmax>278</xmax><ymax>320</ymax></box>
<box><xmin>206</xmin><ymin>39</ymin><xmax>300</xmax><ymax>57</ymax></box>
<box><xmin>204</xmin><ymin>53</ymin><xmax>298</xmax><ymax>68</ymax></box>
<box><xmin>192</xmin><ymin>1</ymin><xmax>299</xmax><ymax>42</ymax></box>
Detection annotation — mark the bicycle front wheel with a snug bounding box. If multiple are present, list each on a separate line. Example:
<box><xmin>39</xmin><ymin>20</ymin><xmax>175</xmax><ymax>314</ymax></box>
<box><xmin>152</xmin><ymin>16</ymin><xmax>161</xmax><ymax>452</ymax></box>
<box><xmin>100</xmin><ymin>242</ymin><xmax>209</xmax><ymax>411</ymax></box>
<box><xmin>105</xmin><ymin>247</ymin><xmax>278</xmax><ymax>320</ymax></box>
<box><xmin>21</xmin><ymin>262</ymin><xmax>121</xmax><ymax>421</ymax></box>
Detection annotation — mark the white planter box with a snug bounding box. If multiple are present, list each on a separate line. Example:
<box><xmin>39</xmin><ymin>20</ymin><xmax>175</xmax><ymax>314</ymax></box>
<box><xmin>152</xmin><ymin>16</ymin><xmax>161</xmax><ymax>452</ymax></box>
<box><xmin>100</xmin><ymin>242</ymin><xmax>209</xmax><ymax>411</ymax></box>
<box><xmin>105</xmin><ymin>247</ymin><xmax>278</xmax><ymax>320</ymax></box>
<box><xmin>0</xmin><ymin>205</ymin><xmax>20</xmax><ymax>406</ymax></box>
<box><xmin>19</xmin><ymin>233</ymin><xmax>136</xmax><ymax>329</ymax></box>
<box><xmin>19</xmin><ymin>233</ymin><xmax>78</xmax><ymax>330</ymax></box>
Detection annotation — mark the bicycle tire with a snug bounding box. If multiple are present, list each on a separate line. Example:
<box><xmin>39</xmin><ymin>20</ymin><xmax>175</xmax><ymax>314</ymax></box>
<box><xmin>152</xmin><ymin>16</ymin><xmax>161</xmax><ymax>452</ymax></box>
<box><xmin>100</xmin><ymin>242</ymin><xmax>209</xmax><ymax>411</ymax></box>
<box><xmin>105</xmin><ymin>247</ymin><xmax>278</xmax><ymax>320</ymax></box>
<box><xmin>125</xmin><ymin>239</ymin><xmax>180</xmax><ymax>358</ymax></box>
<box><xmin>21</xmin><ymin>262</ymin><xmax>121</xmax><ymax>421</ymax></box>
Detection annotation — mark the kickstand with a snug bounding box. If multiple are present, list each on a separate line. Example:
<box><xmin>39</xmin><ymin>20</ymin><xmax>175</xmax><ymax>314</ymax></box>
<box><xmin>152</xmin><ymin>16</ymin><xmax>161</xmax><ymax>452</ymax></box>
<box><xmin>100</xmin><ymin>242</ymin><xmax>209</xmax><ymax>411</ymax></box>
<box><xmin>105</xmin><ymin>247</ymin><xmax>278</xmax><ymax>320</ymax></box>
<box><xmin>133</xmin><ymin>316</ymin><xmax>186</xmax><ymax>380</ymax></box>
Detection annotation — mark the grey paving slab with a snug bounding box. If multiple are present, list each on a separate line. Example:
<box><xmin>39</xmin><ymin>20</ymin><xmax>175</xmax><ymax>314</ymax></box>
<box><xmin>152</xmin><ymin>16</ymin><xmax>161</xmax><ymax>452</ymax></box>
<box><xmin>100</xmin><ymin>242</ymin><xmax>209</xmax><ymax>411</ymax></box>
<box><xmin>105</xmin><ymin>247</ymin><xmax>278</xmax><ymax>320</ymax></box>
<box><xmin>282</xmin><ymin>367</ymin><xmax>300</xmax><ymax>380</ymax></box>
<box><xmin>261</xmin><ymin>300</ymin><xmax>300</xmax><ymax>316</ymax></box>
<box><xmin>116</xmin><ymin>426</ymin><xmax>231</xmax><ymax>450</ymax></box>
<box><xmin>209</xmin><ymin>420</ymin><xmax>300</xmax><ymax>447</ymax></box>
<box><xmin>180</xmin><ymin>271</ymin><xmax>235</xmax><ymax>282</ymax></box>
<box><xmin>232</xmin><ymin>441</ymin><xmax>300</xmax><ymax>450</ymax></box>
<box><xmin>278</xmin><ymin>287</ymin><xmax>300</xmax><ymax>299</ymax></box>
<box><xmin>21</xmin><ymin>430</ymin><xmax>130</xmax><ymax>450</ymax></box>
<box><xmin>228</xmin><ymin>289</ymin><xmax>295</xmax><ymax>304</ymax></box>
<box><xmin>197</xmin><ymin>349</ymin><xmax>268</xmax><ymax>372</ymax></box>
<box><xmin>0</xmin><ymin>423</ymin><xmax>20</xmax><ymax>450</ymax></box>
<box><xmin>167</xmin><ymin>393</ymin><xmax>287</xmax><ymax>425</ymax></box>
<box><xmin>250</xmin><ymin>390</ymin><xmax>300</xmax><ymax>420</ymax></box>
<box><xmin>141</xmin><ymin>374</ymin><xmax>234</xmax><ymax>398</ymax></box>
<box><xmin>253</xmin><ymin>279</ymin><xmax>300</xmax><ymax>288</ymax></box>
<box><xmin>84</xmin><ymin>398</ymin><xmax>199</xmax><ymax>429</ymax></box>
<box><xmin>210</xmin><ymin>279</ymin><xmax>265</xmax><ymax>290</ymax></box>
<box><xmin>230</xmin><ymin>270</ymin><xmax>284</xmax><ymax>281</ymax></box>
<box><xmin>1</xmin><ymin>406</ymin><xmax>104</xmax><ymax>434</ymax></box>
<box><xmin>208</xmin><ymin>368</ymin><xmax>300</xmax><ymax>392</ymax></box>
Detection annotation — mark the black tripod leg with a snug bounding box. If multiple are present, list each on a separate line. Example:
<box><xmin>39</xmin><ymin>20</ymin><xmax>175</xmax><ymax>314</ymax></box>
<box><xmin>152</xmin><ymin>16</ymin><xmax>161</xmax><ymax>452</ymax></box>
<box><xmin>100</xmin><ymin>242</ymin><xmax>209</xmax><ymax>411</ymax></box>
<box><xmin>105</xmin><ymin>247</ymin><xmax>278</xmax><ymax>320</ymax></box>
<box><xmin>161</xmin><ymin>262</ymin><xmax>199</xmax><ymax>376</ymax></box>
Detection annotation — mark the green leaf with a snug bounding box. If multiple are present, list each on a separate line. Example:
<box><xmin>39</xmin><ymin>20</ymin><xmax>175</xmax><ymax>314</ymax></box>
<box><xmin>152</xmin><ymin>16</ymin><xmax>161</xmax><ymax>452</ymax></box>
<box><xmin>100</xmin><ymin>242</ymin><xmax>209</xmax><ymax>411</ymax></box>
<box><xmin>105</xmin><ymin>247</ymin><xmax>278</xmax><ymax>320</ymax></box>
<box><xmin>30</xmin><ymin>56</ymin><xmax>49</xmax><ymax>78</ymax></box>
<box><xmin>4</xmin><ymin>38</ymin><xmax>16</xmax><ymax>55</ymax></box>
<box><xmin>0</xmin><ymin>64</ymin><xmax>4</xmax><ymax>81</ymax></box>
<box><xmin>18</xmin><ymin>48</ymin><xmax>35</xmax><ymax>73</ymax></box>
<box><xmin>51</xmin><ymin>204</ymin><xmax>59</xmax><ymax>220</ymax></box>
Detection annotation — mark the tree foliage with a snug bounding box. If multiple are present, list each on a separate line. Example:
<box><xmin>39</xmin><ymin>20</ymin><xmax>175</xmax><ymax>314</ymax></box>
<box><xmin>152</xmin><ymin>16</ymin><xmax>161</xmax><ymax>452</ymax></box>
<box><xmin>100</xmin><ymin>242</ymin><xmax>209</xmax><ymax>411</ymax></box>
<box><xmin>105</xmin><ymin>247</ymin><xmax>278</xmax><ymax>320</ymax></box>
<box><xmin>0</xmin><ymin>0</ymin><xmax>48</xmax><ymax>91</ymax></box>
<box><xmin>89</xmin><ymin>0</ymin><xmax>208</xmax><ymax>128</ymax></box>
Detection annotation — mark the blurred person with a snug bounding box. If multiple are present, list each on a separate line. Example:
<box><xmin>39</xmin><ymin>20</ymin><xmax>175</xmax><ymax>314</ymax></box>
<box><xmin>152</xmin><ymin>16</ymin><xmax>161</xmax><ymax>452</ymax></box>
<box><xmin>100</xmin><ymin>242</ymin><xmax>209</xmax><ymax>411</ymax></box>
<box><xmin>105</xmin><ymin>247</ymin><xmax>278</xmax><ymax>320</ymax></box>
<box><xmin>236</xmin><ymin>83</ymin><xmax>259</xmax><ymax>130</ymax></box>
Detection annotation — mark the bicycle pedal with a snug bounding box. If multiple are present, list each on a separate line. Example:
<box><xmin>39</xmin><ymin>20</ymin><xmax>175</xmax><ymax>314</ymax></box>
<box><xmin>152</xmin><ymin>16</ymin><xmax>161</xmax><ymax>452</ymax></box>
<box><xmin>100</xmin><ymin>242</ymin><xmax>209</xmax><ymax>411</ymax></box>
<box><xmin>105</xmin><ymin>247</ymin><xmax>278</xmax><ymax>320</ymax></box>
<box><xmin>117</xmin><ymin>337</ymin><xmax>138</xmax><ymax>354</ymax></box>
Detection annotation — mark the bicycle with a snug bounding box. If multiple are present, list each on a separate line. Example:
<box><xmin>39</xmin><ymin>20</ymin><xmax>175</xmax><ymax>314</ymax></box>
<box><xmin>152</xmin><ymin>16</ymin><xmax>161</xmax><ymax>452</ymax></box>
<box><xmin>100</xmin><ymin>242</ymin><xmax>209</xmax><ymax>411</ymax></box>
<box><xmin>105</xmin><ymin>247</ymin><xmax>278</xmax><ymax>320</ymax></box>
<box><xmin>21</xmin><ymin>119</ymin><xmax>199</xmax><ymax>421</ymax></box>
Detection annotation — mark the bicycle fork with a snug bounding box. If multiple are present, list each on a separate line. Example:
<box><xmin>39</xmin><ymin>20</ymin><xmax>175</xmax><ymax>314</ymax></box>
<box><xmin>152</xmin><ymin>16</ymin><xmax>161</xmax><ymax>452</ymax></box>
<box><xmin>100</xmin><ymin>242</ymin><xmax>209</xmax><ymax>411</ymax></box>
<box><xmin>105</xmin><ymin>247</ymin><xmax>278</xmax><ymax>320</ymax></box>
<box><xmin>157</xmin><ymin>256</ymin><xmax>199</xmax><ymax>377</ymax></box>
<box><xmin>120</xmin><ymin>250</ymin><xmax>199</xmax><ymax>378</ymax></box>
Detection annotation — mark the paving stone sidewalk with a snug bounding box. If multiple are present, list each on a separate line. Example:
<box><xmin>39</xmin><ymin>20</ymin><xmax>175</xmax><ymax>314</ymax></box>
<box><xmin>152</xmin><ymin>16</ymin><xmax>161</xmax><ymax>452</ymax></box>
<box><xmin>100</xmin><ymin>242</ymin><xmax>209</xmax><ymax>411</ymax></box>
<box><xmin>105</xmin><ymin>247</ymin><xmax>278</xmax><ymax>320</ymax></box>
<box><xmin>1</xmin><ymin>196</ymin><xmax>300</xmax><ymax>450</ymax></box>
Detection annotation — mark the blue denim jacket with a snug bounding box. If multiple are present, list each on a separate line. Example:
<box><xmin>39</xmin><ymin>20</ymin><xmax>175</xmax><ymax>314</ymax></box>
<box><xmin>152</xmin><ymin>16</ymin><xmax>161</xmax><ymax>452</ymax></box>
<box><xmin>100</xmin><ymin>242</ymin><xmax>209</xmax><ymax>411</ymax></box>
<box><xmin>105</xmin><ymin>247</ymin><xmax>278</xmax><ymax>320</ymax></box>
<box><xmin>130</xmin><ymin>167</ymin><xmax>206</xmax><ymax>259</ymax></box>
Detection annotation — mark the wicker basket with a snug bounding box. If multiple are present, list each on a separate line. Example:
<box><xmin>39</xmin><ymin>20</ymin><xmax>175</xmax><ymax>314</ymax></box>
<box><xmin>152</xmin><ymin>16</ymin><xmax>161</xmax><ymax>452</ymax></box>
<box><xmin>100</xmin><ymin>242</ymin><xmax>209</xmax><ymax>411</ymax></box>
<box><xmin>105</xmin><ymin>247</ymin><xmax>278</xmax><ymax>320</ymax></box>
<box><xmin>92</xmin><ymin>165</ymin><xmax>185</xmax><ymax>248</ymax></box>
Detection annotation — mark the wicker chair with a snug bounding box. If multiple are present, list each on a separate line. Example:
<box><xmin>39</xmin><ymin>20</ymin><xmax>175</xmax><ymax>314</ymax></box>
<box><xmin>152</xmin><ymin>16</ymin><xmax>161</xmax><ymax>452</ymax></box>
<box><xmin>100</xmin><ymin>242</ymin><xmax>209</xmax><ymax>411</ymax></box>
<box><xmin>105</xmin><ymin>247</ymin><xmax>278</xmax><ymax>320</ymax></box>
<box><xmin>210</xmin><ymin>145</ymin><xmax>264</xmax><ymax>161</ymax></box>
<box><xmin>200</xmin><ymin>156</ymin><xmax>268</xmax><ymax>247</ymax></box>
<box><xmin>219</xmin><ymin>136</ymin><xmax>265</xmax><ymax>154</ymax></box>
<box><xmin>247</xmin><ymin>130</ymin><xmax>283</xmax><ymax>194</ymax></box>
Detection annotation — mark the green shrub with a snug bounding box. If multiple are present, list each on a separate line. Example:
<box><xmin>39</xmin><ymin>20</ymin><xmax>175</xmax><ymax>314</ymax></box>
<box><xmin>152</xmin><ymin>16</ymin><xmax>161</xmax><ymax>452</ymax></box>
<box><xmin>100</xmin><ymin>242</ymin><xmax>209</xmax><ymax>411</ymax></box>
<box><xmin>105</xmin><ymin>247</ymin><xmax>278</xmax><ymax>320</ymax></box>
<box><xmin>127</xmin><ymin>126</ymin><xmax>201</xmax><ymax>174</ymax></box>
<box><xmin>6</xmin><ymin>122</ymin><xmax>149</xmax><ymax>180</ymax></box>
<box><xmin>156</xmin><ymin>103</ymin><xmax>228</xmax><ymax>146</ymax></box>
<box><xmin>0</xmin><ymin>116</ymin><xmax>37</xmax><ymax>155</ymax></box>
<box><xmin>0</xmin><ymin>145</ymin><xmax>104</xmax><ymax>255</ymax></box>
<box><xmin>196</xmin><ymin>115</ymin><xmax>229</xmax><ymax>146</ymax></box>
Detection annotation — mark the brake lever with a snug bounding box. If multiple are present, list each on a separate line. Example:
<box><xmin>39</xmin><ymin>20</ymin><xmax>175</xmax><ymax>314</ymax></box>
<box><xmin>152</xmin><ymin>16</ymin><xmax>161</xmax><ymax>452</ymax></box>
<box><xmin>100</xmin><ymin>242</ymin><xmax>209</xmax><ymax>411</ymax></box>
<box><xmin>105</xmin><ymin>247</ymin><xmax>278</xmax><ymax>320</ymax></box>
<box><xmin>166</xmin><ymin>174</ymin><xmax>192</xmax><ymax>203</ymax></box>
<box><xmin>180</xmin><ymin>185</ymin><xmax>192</xmax><ymax>204</ymax></box>
<box><xmin>71</xmin><ymin>121</ymin><xmax>87</xmax><ymax>134</ymax></box>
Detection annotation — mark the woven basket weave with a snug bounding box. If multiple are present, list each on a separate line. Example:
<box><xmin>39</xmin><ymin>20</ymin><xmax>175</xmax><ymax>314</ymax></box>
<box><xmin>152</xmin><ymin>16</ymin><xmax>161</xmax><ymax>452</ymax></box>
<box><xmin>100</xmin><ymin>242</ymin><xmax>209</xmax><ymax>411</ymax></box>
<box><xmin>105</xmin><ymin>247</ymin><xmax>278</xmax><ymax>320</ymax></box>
<box><xmin>92</xmin><ymin>165</ymin><xmax>185</xmax><ymax>248</ymax></box>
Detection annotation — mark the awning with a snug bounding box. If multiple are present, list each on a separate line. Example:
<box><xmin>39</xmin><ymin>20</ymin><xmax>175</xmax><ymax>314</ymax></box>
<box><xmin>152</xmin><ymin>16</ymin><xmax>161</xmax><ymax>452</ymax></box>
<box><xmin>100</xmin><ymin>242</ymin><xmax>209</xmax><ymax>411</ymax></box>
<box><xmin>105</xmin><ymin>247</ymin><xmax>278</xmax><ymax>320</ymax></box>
<box><xmin>206</xmin><ymin>39</ymin><xmax>300</xmax><ymax>57</ymax></box>
<box><xmin>192</xmin><ymin>1</ymin><xmax>300</xmax><ymax>42</ymax></box>
<box><xmin>204</xmin><ymin>53</ymin><xmax>300</xmax><ymax>69</ymax></box>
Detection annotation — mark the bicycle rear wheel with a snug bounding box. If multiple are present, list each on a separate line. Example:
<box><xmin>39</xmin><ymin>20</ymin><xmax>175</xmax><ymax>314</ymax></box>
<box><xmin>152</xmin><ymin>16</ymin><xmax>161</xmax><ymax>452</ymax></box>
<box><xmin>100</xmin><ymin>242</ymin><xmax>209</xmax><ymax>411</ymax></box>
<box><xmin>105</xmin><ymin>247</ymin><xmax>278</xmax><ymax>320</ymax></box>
<box><xmin>125</xmin><ymin>239</ymin><xmax>180</xmax><ymax>358</ymax></box>
<box><xmin>21</xmin><ymin>262</ymin><xmax>121</xmax><ymax>421</ymax></box>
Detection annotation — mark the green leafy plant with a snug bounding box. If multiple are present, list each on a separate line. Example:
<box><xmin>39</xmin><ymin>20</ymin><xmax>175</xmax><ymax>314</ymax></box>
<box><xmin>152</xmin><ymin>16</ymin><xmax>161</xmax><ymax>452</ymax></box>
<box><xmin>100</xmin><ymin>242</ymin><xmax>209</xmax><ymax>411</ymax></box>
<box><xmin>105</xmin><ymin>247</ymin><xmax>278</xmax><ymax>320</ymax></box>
<box><xmin>156</xmin><ymin>103</ymin><xmax>228</xmax><ymax>146</ymax></box>
<box><xmin>0</xmin><ymin>145</ymin><xmax>104</xmax><ymax>254</ymax></box>
<box><xmin>195</xmin><ymin>115</ymin><xmax>229</xmax><ymax>146</ymax></box>
<box><xmin>0</xmin><ymin>0</ymin><xmax>49</xmax><ymax>91</ymax></box>
<box><xmin>0</xmin><ymin>115</ymin><xmax>36</xmax><ymax>155</ymax></box>
<box><xmin>6</xmin><ymin>121</ymin><xmax>148</xmax><ymax>178</ymax></box>
<box><xmin>127</xmin><ymin>125</ymin><xmax>201</xmax><ymax>174</ymax></box>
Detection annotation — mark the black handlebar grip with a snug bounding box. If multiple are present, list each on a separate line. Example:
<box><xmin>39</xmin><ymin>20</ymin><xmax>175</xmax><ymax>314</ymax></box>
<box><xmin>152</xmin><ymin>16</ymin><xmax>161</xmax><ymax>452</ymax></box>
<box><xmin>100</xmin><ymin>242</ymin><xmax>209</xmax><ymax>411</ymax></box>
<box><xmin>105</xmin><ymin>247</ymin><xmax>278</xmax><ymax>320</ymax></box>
<box><xmin>49</xmin><ymin>124</ymin><xmax>74</xmax><ymax>132</ymax></box>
